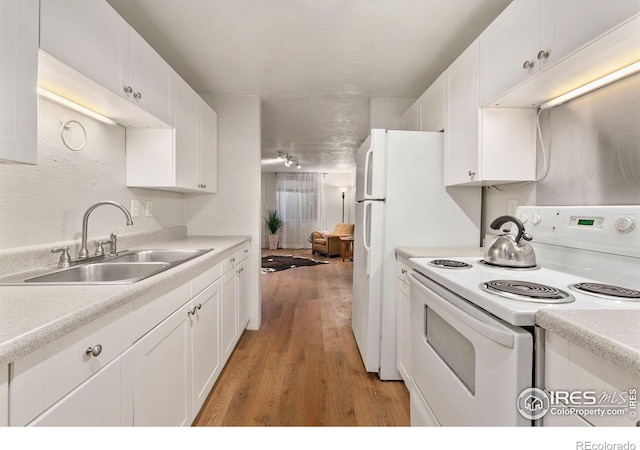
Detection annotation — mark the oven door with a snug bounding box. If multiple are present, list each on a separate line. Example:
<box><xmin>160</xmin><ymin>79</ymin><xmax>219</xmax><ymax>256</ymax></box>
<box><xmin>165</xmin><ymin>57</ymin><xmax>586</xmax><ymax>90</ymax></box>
<box><xmin>408</xmin><ymin>270</ymin><xmax>532</xmax><ymax>426</ymax></box>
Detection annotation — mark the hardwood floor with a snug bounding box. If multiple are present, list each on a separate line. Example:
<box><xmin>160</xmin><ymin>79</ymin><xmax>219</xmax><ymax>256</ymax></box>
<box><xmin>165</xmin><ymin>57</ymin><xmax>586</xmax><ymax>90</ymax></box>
<box><xmin>194</xmin><ymin>248</ymin><xmax>410</xmax><ymax>426</ymax></box>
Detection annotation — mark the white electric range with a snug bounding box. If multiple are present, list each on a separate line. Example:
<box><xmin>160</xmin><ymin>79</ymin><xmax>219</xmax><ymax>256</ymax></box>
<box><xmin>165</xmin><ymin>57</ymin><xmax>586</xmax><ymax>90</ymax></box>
<box><xmin>407</xmin><ymin>205</ymin><xmax>640</xmax><ymax>427</ymax></box>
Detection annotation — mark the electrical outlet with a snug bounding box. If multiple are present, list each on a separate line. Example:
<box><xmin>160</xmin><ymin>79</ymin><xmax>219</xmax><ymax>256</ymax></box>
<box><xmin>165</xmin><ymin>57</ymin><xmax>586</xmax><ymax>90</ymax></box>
<box><xmin>145</xmin><ymin>201</ymin><xmax>152</xmax><ymax>217</ymax></box>
<box><xmin>131</xmin><ymin>200</ymin><xmax>139</xmax><ymax>218</ymax></box>
<box><xmin>508</xmin><ymin>199</ymin><xmax>518</xmax><ymax>216</ymax></box>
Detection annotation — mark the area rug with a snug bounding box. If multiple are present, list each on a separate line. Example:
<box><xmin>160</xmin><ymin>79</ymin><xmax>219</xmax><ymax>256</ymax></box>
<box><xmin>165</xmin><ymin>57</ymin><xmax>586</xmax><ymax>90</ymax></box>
<box><xmin>261</xmin><ymin>255</ymin><xmax>328</xmax><ymax>274</ymax></box>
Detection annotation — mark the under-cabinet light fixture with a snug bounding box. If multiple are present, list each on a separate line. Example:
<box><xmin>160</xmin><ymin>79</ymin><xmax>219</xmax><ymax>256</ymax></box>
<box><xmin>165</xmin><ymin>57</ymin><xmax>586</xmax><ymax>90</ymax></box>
<box><xmin>539</xmin><ymin>61</ymin><xmax>640</xmax><ymax>110</ymax></box>
<box><xmin>37</xmin><ymin>87</ymin><xmax>118</xmax><ymax>126</ymax></box>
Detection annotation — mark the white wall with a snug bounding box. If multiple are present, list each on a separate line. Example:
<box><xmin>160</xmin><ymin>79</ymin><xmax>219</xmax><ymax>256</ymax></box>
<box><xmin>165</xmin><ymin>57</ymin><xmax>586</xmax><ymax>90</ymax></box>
<box><xmin>185</xmin><ymin>95</ymin><xmax>262</xmax><ymax>330</ymax></box>
<box><xmin>0</xmin><ymin>98</ymin><xmax>184</xmax><ymax>251</ymax></box>
<box><xmin>370</xmin><ymin>97</ymin><xmax>416</xmax><ymax>130</ymax></box>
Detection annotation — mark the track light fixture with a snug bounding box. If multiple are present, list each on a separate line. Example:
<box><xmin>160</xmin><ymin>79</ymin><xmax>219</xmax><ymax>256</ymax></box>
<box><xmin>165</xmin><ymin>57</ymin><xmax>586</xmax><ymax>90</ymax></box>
<box><xmin>276</xmin><ymin>152</ymin><xmax>301</xmax><ymax>169</ymax></box>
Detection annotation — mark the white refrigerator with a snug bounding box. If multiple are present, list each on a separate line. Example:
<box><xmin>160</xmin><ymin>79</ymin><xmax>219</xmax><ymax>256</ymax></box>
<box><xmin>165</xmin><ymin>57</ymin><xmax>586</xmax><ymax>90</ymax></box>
<box><xmin>352</xmin><ymin>129</ymin><xmax>481</xmax><ymax>380</ymax></box>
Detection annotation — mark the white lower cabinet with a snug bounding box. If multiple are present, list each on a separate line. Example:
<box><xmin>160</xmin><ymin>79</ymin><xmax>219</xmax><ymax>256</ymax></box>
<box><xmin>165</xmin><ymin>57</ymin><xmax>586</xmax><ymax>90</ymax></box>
<box><xmin>191</xmin><ymin>279</ymin><xmax>222</xmax><ymax>417</ymax></box>
<box><xmin>396</xmin><ymin>257</ymin><xmax>411</xmax><ymax>387</ymax></box>
<box><xmin>28</xmin><ymin>352</ymin><xmax>133</xmax><ymax>426</ymax></box>
<box><xmin>544</xmin><ymin>330</ymin><xmax>640</xmax><ymax>427</ymax></box>
<box><xmin>126</xmin><ymin>301</ymin><xmax>192</xmax><ymax>427</ymax></box>
<box><xmin>7</xmin><ymin>241</ymin><xmax>251</xmax><ymax>426</ymax></box>
<box><xmin>237</xmin><ymin>258</ymin><xmax>250</xmax><ymax>332</ymax></box>
<box><xmin>1</xmin><ymin>366</ymin><xmax>7</xmax><ymax>427</ymax></box>
<box><xmin>221</xmin><ymin>269</ymin><xmax>239</xmax><ymax>363</ymax></box>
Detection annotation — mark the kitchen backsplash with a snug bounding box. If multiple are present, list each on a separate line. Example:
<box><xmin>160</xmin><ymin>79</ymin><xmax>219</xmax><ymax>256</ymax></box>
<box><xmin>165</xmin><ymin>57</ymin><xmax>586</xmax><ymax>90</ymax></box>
<box><xmin>0</xmin><ymin>98</ymin><xmax>186</xmax><ymax>251</ymax></box>
<box><xmin>483</xmin><ymin>72</ymin><xmax>640</xmax><ymax>235</ymax></box>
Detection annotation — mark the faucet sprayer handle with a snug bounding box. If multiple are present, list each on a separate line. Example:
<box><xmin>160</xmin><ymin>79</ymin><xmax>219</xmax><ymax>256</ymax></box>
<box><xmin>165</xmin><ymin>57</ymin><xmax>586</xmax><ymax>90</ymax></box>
<box><xmin>52</xmin><ymin>247</ymin><xmax>71</xmax><ymax>268</ymax></box>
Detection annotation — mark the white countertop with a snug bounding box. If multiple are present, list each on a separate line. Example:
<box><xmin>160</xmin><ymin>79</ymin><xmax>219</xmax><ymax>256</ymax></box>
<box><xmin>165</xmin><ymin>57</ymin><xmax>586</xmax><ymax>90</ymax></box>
<box><xmin>396</xmin><ymin>247</ymin><xmax>483</xmax><ymax>259</ymax></box>
<box><xmin>536</xmin><ymin>309</ymin><xmax>640</xmax><ymax>377</ymax></box>
<box><xmin>0</xmin><ymin>235</ymin><xmax>249</xmax><ymax>366</ymax></box>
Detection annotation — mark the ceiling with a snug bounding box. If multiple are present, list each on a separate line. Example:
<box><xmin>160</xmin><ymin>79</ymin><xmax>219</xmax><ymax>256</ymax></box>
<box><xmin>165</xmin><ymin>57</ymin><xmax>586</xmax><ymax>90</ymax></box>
<box><xmin>107</xmin><ymin>0</ymin><xmax>511</xmax><ymax>173</ymax></box>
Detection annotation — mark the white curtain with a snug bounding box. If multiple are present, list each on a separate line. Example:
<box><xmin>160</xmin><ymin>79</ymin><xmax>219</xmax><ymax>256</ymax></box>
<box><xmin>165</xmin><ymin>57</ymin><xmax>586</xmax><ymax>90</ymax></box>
<box><xmin>276</xmin><ymin>173</ymin><xmax>326</xmax><ymax>249</ymax></box>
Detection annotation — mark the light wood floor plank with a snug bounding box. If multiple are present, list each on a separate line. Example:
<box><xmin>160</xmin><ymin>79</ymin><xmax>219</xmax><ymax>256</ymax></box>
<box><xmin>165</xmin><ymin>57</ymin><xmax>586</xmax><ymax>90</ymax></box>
<box><xmin>193</xmin><ymin>248</ymin><xmax>410</xmax><ymax>426</ymax></box>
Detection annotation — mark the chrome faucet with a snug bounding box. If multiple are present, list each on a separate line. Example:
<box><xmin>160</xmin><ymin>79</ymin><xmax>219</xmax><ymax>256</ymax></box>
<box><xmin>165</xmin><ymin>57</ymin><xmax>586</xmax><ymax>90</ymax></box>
<box><xmin>78</xmin><ymin>201</ymin><xmax>133</xmax><ymax>259</ymax></box>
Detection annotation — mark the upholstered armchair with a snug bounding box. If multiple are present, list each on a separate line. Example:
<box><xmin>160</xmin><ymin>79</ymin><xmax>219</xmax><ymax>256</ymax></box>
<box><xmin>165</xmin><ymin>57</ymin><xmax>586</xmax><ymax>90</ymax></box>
<box><xmin>311</xmin><ymin>223</ymin><xmax>355</xmax><ymax>257</ymax></box>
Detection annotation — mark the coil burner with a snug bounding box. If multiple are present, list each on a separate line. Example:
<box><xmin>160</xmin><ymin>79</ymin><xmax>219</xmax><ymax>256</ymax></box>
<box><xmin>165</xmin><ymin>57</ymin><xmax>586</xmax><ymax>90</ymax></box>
<box><xmin>480</xmin><ymin>280</ymin><xmax>574</xmax><ymax>304</ymax></box>
<box><xmin>428</xmin><ymin>259</ymin><xmax>473</xmax><ymax>270</ymax></box>
<box><xmin>568</xmin><ymin>282</ymin><xmax>640</xmax><ymax>302</ymax></box>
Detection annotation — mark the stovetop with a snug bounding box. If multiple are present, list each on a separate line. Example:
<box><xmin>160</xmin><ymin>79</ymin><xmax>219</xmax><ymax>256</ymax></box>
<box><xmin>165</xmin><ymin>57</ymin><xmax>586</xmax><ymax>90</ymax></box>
<box><xmin>409</xmin><ymin>256</ymin><xmax>640</xmax><ymax>327</ymax></box>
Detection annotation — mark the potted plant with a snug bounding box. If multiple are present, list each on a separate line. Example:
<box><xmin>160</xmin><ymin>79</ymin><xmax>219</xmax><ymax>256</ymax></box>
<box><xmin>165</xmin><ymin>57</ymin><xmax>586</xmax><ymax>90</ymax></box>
<box><xmin>264</xmin><ymin>208</ymin><xmax>284</xmax><ymax>250</ymax></box>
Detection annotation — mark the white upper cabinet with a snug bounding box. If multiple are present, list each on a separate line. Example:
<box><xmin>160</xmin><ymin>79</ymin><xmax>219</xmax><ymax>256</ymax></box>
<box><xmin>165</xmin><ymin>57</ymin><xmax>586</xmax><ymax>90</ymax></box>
<box><xmin>175</xmin><ymin>75</ymin><xmax>200</xmax><ymax>191</ymax></box>
<box><xmin>538</xmin><ymin>0</ymin><xmax>640</xmax><ymax>70</ymax></box>
<box><xmin>0</xmin><ymin>0</ymin><xmax>38</xmax><ymax>164</ymax></box>
<box><xmin>40</xmin><ymin>0</ymin><xmax>130</xmax><ymax>101</ymax></box>
<box><xmin>39</xmin><ymin>0</ymin><xmax>174</xmax><ymax>127</ymax></box>
<box><xmin>128</xmin><ymin>28</ymin><xmax>175</xmax><ymax>126</ymax></box>
<box><xmin>126</xmin><ymin>74</ymin><xmax>217</xmax><ymax>194</ymax></box>
<box><xmin>197</xmin><ymin>96</ymin><xmax>218</xmax><ymax>193</ymax></box>
<box><xmin>480</xmin><ymin>0</ymin><xmax>640</xmax><ymax>106</ymax></box>
<box><xmin>419</xmin><ymin>74</ymin><xmax>444</xmax><ymax>132</ymax></box>
<box><xmin>444</xmin><ymin>40</ymin><xmax>481</xmax><ymax>185</ymax></box>
<box><xmin>400</xmin><ymin>73</ymin><xmax>445</xmax><ymax>133</ymax></box>
<box><xmin>444</xmin><ymin>39</ymin><xmax>537</xmax><ymax>186</ymax></box>
<box><xmin>479</xmin><ymin>0</ymin><xmax>540</xmax><ymax>106</ymax></box>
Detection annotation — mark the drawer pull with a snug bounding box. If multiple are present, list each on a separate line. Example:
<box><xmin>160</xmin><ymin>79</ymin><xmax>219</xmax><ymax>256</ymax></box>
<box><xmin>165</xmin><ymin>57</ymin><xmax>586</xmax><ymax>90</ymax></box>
<box><xmin>196</xmin><ymin>303</ymin><xmax>202</xmax><ymax>310</ymax></box>
<box><xmin>401</xmin><ymin>268</ymin><xmax>407</xmax><ymax>274</ymax></box>
<box><xmin>85</xmin><ymin>344</ymin><xmax>103</xmax><ymax>357</ymax></box>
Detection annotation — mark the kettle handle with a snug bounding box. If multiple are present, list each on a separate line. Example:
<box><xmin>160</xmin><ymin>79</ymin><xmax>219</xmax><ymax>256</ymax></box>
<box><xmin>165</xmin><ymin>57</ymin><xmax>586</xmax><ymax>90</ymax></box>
<box><xmin>490</xmin><ymin>215</ymin><xmax>530</xmax><ymax>243</ymax></box>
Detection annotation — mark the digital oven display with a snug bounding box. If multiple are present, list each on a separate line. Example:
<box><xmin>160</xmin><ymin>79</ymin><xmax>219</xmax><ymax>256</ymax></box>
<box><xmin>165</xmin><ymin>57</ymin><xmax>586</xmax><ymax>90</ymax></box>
<box><xmin>569</xmin><ymin>216</ymin><xmax>604</xmax><ymax>229</ymax></box>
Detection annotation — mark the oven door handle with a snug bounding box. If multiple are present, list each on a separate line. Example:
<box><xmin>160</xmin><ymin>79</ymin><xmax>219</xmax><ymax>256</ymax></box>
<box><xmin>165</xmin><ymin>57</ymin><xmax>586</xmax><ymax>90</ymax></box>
<box><xmin>408</xmin><ymin>271</ymin><xmax>515</xmax><ymax>348</ymax></box>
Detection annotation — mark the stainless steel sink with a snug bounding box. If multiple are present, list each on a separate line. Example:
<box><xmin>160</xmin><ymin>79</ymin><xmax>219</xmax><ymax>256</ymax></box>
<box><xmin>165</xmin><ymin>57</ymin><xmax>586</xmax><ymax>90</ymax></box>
<box><xmin>0</xmin><ymin>248</ymin><xmax>213</xmax><ymax>285</ymax></box>
<box><xmin>107</xmin><ymin>249</ymin><xmax>209</xmax><ymax>263</ymax></box>
<box><xmin>24</xmin><ymin>262</ymin><xmax>170</xmax><ymax>284</ymax></box>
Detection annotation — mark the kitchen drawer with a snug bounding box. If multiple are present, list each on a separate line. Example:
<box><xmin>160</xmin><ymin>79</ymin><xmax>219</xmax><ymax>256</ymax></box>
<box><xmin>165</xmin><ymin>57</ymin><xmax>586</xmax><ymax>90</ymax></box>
<box><xmin>10</xmin><ymin>303</ymin><xmax>133</xmax><ymax>426</ymax></box>
<box><xmin>545</xmin><ymin>331</ymin><xmax>640</xmax><ymax>427</ymax></box>
<box><xmin>237</xmin><ymin>241</ymin><xmax>250</xmax><ymax>262</ymax></box>
<box><xmin>132</xmin><ymin>282</ymin><xmax>191</xmax><ymax>341</ymax></box>
<box><xmin>191</xmin><ymin>262</ymin><xmax>222</xmax><ymax>297</ymax></box>
<box><xmin>396</xmin><ymin>257</ymin><xmax>410</xmax><ymax>279</ymax></box>
<box><xmin>222</xmin><ymin>242</ymin><xmax>248</xmax><ymax>273</ymax></box>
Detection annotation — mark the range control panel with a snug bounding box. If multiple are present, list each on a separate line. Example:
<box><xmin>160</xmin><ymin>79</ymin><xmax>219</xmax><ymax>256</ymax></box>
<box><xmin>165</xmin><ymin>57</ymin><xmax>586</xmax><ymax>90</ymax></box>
<box><xmin>516</xmin><ymin>205</ymin><xmax>640</xmax><ymax>257</ymax></box>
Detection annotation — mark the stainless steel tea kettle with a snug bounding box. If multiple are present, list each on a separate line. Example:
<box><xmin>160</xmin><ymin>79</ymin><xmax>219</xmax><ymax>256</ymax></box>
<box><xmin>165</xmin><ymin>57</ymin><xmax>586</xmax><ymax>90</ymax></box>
<box><xmin>484</xmin><ymin>215</ymin><xmax>537</xmax><ymax>268</ymax></box>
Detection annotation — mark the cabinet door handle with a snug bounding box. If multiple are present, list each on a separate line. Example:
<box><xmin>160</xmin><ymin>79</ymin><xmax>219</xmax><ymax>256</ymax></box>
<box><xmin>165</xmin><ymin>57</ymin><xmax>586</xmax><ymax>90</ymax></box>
<box><xmin>196</xmin><ymin>303</ymin><xmax>202</xmax><ymax>310</ymax></box>
<box><xmin>522</xmin><ymin>60</ymin><xmax>534</xmax><ymax>70</ymax></box>
<box><xmin>86</xmin><ymin>344</ymin><xmax>103</xmax><ymax>357</ymax></box>
<box><xmin>123</xmin><ymin>86</ymin><xmax>133</xmax><ymax>94</ymax></box>
<box><xmin>187</xmin><ymin>307</ymin><xmax>197</xmax><ymax>316</ymax></box>
<box><xmin>401</xmin><ymin>268</ymin><xmax>407</xmax><ymax>274</ymax></box>
<box><xmin>468</xmin><ymin>170</ymin><xmax>476</xmax><ymax>177</ymax></box>
<box><xmin>537</xmin><ymin>50</ymin><xmax>549</xmax><ymax>60</ymax></box>
<box><xmin>133</xmin><ymin>91</ymin><xmax>142</xmax><ymax>100</ymax></box>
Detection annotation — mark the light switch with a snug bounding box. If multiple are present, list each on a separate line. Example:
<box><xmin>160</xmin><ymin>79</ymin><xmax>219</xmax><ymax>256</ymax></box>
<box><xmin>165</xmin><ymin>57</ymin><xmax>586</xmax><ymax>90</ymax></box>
<box><xmin>131</xmin><ymin>200</ymin><xmax>139</xmax><ymax>218</ymax></box>
<box><xmin>145</xmin><ymin>201</ymin><xmax>152</xmax><ymax>217</ymax></box>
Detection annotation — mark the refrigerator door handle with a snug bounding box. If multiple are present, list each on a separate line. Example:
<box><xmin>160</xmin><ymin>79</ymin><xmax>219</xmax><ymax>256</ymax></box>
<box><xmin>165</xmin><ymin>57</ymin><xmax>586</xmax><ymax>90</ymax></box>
<box><xmin>362</xmin><ymin>201</ymin><xmax>371</xmax><ymax>275</ymax></box>
<box><xmin>363</xmin><ymin>147</ymin><xmax>373</xmax><ymax>198</ymax></box>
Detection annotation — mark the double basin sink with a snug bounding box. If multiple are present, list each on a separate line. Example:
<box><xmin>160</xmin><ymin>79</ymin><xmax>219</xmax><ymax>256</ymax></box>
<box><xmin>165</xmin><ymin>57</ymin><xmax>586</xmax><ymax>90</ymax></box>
<box><xmin>0</xmin><ymin>249</ymin><xmax>213</xmax><ymax>285</ymax></box>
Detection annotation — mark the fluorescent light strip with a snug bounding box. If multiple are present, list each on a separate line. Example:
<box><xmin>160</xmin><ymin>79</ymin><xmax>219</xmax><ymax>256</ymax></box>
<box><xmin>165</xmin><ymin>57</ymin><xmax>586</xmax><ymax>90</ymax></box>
<box><xmin>37</xmin><ymin>88</ymin><xmax>118</xmax><ymax>126</ymax></box>
<box><xmin>540</xmin><ymin>61</ymin><xmax>640</xmax><ymax>110</ymax></box>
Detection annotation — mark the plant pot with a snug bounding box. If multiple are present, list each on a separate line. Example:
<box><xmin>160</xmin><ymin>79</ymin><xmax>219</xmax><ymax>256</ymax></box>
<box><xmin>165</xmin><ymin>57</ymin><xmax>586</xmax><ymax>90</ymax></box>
<box><xmin>268</xmin><ymin>233</ymin><xmax>279</xmax><ymax>250</ymax></box>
